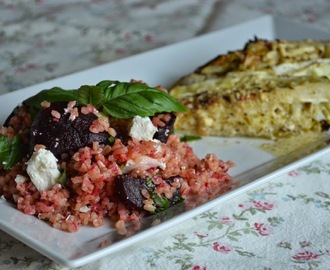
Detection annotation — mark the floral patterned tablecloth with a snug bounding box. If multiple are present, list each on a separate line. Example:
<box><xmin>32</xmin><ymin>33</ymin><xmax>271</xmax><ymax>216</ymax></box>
<box><xmin>1</xmin><ymin>1</ymin><xmax>330</xmax><ymax>270</ymax></box>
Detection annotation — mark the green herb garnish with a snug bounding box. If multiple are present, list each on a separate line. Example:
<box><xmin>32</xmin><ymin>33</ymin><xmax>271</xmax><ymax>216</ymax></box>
<box><xmin>24</xmin><ymin>80</ymin><xmax>188</xmax><ymax>119</ymax></box>
<box><xmin>180</xmin><ymin>135</ymin><xmax>202</xmax><ymax>142</ymax></box>
<box><xmin>108</xmin><ymin>136</ymin><xmax>115</xmax><ymax>145</ymax></box>
<box><xmin>0</xmin><ymin>134</ymin><xmax>25</xmax><ymax>169</ymax></box>
<box><xmin>146</xmin><ymin>177</ymin><xmax>155</xmax><ymax>188</ymax></box>
<box><xmin>145</xmin><ymin>177</ymin><xmax>184</xmax><ymax>214</ymax></box>
<box><xmin>151</xmin><ymin>193</ymin><xmax>170</xmax><ymax>212</ymax></box>
<box><xmin>57</xmin><ymin>170</ymin><xmax>67</xmax><ymax>187</ymax></box>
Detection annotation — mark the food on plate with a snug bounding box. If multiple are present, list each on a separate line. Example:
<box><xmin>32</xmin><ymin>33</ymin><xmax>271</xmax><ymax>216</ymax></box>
<box><xmin>169</xmin><ymin>38</ymin><xmax>330</xmax><ymax>138</ymax></box>
<box><xmin>0</xmin><ymin>80</ymin><xmax>233</xmax><ymax>234</ymax></box>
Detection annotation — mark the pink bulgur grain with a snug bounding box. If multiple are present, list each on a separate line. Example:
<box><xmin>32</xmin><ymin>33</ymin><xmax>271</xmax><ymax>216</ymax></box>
<box><xmin>51</xmin><ymin>110</ymin><xmax>61</xmax><ymax>119</ymax></box>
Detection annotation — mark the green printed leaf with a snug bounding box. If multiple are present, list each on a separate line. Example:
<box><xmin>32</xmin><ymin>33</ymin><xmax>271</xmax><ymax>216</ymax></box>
<box><xmin>235</xmin><ymin>249</ymin><xmax>256</xmax><ymax>257</ymax></box>
<box><xmin>232</xmin><ymin>213</ymin><xmax>248</xmax><ymax>221</ymax></box>
<box><xmin>227</xmin><ymin>235</ymin><xmax>238</xmax><ymax>241</ymax></box>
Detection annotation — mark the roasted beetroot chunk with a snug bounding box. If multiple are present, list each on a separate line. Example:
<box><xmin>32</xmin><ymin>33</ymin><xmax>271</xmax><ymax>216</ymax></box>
<box><xmin>115</xmin><ymin>174</ymin><xmax>183</xmax><ymax>213</ymax></box>
<box><xmin>115</xmin><ymin>174</ymin><xmax>146</xmax><ymax>210</ymax></box>
<box><xmin>30</xmin><ymin>101</ymin><xmax>111</xmax><ymax>158</ymax></box>
<box><xmin>152</xmin><ymin>113</ymin><xmax>176</xmax><ymax>143</ymax></box>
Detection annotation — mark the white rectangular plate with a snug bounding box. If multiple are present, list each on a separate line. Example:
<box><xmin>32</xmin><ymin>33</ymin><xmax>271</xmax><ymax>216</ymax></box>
<box><xmin>1</xmin><ymin>15</ymin><xmax>330</xmax><ymax>268</ymax></box>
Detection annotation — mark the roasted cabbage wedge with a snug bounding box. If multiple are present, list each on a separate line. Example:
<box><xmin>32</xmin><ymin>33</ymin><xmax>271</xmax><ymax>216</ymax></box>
<box><xmin>170</xmin><ymin>38</ymin><xmax>330</xmax><ymax>138</ymax></box>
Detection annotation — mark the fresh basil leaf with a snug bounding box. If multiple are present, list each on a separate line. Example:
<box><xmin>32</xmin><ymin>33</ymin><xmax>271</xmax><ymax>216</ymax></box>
<box><xmin>24</xmin><ymin>87</ymin><xmax>77</xmax><ymax>109</ymax></box>
<box><xmin>0</xmin><ymin>135</ymin><xmax>10</xmax><ymax>163</ymax></box>
<box><xmin>23</xmin><ymin>87</ymin><xmax>77</xmax><ymax>119</ymax></box>
<box><xmin>97</xmin><ymin>80</ymin><xmax>135</xmax><ymax>102</ymax></box>
<box><xmin>96</xmin><ymin>80</ymin><xmax>115</xmax><ymax>94</ymax></box>
<box><xmin>76</xmin><ymin>85</ymin><xmax>104</xmax><ymax>108</ymax></box>
<box><xmin>99</xmin><ymin>80</ymin><xmax>188</xmax><ymax>118</ymax></box>
<box><xmin>22</xmin><ymin>80</ymin><xmax>188</xmax><ymax>119</ymax></box>
<box><xmin>0</xmin><ymin>135</ymin><xmax>24</xmax><ymax>169</ymax></box>
<box><xmin>102</xmin><ymin>93</ymin><xmax>160</xmax><ymax>118</ymax></box>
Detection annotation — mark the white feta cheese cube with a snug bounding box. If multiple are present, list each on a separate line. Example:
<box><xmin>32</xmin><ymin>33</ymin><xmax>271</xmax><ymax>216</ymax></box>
<box><xmin>129</xmin><ymin>115</ymin><xmax>158</xmax><ymax>141</ymax></box>
<box><xmin>15</xmin><ymin>174</ymin><xmax>27</xmax><ymax>184</ymax></box>
<box><xmin>26</xmin><ymin>148</ymin><xmax>61</xmax><ymax>191</ymax></box>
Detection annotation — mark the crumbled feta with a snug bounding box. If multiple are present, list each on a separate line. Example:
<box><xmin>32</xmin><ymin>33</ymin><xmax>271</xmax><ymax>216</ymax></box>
<box><xmin>154</xmin><ymin>143</ymin><xmax>162</xmax><ymax>154</ymax></box>
<box><xmin>122</xmin><ymin>156</ymin><xmax>166</xmax><ymax>174</ymax></box>
<box><xmin>15</xmin><ymin>174</ymin><xmax>27</xmax><ymax>184</ymax></box>
<box><xmin>79</xmin><ymin>206</ymin><xmax>90</xmax><ymax>213</ymax></box>
<box><xmin>129</xmin><ymin>116</ymin><xmax>158</xmax><ymax>141</ymax></box>
<box><xmin>26</xmin><ymin>148</ymin><xmax>61</xmax><ymax>191</ymax></box>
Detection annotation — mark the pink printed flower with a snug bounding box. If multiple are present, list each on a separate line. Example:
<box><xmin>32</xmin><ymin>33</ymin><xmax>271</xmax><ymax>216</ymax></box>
<box><xmin>144</xmin><ymin>34</ymin><xmax>154</xmax><ymax>42</ymax></box>
<box><xmin>254</xmin><ymin>223</ymin><xmax>272</xmax><ymax>236</ymax></box>
<box><xmin>115</xmin><ymin>48</ymin><xmax>128</xmax><ymax>55</ymax></box>
<box><xmin>192</xmin><ymin>266</ymin><xmax>206</xmax><ymax>270</ymax></box>
<box><xmin>194</xmin><ymin>232</ymin><xmax>208</xmax><ymax>238</ymax></box>
<box><xmin>238</xmin><ymin>202</ymin><xmax>252</xmax><ymax>209</ymax></box>
<box><xmin>212</xmin><ymin>242</ymin><xmax>232</xmax><ymax>254</ymax></box>
<box><xmin>219</xmin><ymin>216</ymin><xmax>234</xmax><ymax>225</ymax></box>
<box><xmin>325</xmin><ymin>249</ymin><xmax>330</xmax><ymax>255</ymax></box>
<box><xmin>122</xmin><ymin>32</ymin><xmax>134</xmax><ymax>40</ymax></box>
<box><xmin>253</xmin><ymin>200</ymin><xmax>275</xmax><ymax>210</ymax></box>
<box><xmin>16</xmin><ymin>63</ymin><xmax>39</xmax><ymax>73</ymax></box>
<box><xmin>292</xmin><ymin>250</ymin><xmax>320</xmax><ymax>261</ymax></box>
<box><xmin>288</xmin><ymin>170</ymin><xmax>300</xmax><ymax>177</ymax></box>
<box><xmin>174</xmin><ymin>234</ymin><xmax>185</xmax><ymax>240</ymax></box>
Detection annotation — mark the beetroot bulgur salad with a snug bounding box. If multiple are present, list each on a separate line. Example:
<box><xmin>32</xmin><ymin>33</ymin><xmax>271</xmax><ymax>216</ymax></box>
<box><xmin>0</xmin><ymin>80</ymin><xmax>234</xmax><ymax>235</ymax></box>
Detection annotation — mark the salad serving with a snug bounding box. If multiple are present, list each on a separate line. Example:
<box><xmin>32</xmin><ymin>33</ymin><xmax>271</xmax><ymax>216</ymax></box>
<box><xmin>0</xmin><ymin>80</ymin><xmax>233</xmax><ymax>235</ymax></box>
